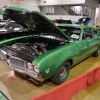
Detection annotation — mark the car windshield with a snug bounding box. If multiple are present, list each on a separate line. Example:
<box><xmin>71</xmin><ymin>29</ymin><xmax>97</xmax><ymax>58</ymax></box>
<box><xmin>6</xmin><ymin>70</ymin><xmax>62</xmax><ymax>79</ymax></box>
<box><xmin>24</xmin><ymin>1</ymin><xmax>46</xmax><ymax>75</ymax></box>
<box><xmin>58</xmin><ymin>26</ymin><xmax>81</xmax><ymax>41</ymax></box>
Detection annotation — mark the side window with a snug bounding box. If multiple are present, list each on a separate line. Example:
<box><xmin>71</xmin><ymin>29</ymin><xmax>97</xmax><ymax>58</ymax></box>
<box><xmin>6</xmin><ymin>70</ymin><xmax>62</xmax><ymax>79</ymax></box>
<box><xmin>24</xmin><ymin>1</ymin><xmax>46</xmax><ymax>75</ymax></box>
<box><xmin>83</xmin><ymin>28</ymin><xmax>92</xmax><ymax>40</ymax></box>
<box><xmin>92</xmin><ymin>29</ymin><xmax>97</xmax><ymax>37</ymax></box>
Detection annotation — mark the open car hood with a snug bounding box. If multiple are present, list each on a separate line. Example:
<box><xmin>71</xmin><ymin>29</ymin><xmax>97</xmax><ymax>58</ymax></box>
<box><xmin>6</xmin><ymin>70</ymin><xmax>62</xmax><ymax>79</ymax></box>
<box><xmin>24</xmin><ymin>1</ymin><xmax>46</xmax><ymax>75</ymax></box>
<box><xmin>75</xmin><ymin>17</ymin><xmax>92</xmax><ymax>25</ymax></box>
<box><xmin>0</xmin><ymin>5</ymin><xmax>28</xmax><ymax>15</ymax></box>
<box><xmin>3</xmin><ymin>9</ymin><xmax>70</xmax><ymax>41</ymax></box>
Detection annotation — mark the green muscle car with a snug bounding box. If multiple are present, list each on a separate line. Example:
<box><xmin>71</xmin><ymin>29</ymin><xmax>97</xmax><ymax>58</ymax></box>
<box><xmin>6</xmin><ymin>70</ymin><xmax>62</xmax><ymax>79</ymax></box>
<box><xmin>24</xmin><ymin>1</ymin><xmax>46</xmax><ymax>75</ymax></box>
<box><xmin>0</xmin><ymin>9</ymin><xmax>100</xmax><ymax>85</ymax></box>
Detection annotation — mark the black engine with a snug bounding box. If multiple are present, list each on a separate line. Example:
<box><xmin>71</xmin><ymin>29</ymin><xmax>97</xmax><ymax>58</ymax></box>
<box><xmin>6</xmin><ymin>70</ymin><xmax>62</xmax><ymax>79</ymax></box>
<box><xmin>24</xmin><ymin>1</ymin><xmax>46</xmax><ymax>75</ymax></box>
<box><xmin>11</xmin><ymin>42</ymin><xmax>47</xmax><ymax>56</ymax></box>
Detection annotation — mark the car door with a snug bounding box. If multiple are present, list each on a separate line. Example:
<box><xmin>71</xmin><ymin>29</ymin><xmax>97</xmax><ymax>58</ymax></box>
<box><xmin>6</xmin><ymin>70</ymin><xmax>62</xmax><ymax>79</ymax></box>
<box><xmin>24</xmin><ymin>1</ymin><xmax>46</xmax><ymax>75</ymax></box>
<box><xmin>73</xmin><ymin>28</ymin><xmax>95</xmax><ymax>65</ymax></box>
<box><xmin>82</xmin><ymin>28</ymin><xmax>99</xmax><ymax>57</ymax></box>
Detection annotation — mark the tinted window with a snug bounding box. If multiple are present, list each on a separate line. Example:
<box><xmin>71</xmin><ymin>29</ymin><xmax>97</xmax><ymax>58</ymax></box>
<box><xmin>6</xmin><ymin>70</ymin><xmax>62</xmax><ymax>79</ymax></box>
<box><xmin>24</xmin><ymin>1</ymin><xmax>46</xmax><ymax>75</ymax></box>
<box><xmin>92</xmin><ymin>29</ymin><xmax>97</xmax><ymax>37</ymax></box>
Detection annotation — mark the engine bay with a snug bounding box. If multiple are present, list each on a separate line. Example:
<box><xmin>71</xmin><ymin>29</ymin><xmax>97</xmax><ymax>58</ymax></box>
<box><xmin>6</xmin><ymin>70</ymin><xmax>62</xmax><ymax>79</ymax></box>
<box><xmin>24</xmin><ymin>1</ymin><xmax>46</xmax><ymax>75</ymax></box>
<box><xmin>1</xmin><ymin>35</ymin><xmax>67</xmax><ymax>62</ymax></box>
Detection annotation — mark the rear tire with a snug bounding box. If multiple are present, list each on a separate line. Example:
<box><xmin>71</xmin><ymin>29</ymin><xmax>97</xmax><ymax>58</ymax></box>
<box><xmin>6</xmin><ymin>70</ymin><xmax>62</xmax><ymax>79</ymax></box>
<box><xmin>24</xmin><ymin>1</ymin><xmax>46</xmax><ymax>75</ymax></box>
<box><xmin>51</xmin><ymin>61</ymin><xmax>70</xmax><ymax>85</ymax></box>
<box><xmin>92</xmin><ymin>48</ymin><xmax>99</xmax><ymax>57</ymax></box>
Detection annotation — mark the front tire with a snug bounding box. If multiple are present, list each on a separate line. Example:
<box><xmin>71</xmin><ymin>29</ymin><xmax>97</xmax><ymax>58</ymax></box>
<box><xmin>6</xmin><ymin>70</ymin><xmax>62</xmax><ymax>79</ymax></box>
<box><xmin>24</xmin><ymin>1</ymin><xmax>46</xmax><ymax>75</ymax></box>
<box><xmin>51</xmin><ymin>61</ymin><xmax>70</xmax><ymax>85</ymax></box>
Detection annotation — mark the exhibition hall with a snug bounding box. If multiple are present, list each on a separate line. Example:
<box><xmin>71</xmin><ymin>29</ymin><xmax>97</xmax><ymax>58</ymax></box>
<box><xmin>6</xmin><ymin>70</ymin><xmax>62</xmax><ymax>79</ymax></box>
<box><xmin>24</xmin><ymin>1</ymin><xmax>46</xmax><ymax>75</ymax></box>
<box><xmin>0</xmin><ymin>0</ymin><xmax>100</xmax><ymax>100</ymax></box>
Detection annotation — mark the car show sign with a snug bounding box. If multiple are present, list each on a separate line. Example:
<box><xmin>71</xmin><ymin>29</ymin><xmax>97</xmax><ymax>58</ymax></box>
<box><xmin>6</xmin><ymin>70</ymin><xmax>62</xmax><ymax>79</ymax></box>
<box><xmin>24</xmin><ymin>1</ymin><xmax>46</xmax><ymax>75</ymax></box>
<box><xmin>0</xmin><ymin>91</ymin><xmax>9</xmax><ymax>100</ymax></box>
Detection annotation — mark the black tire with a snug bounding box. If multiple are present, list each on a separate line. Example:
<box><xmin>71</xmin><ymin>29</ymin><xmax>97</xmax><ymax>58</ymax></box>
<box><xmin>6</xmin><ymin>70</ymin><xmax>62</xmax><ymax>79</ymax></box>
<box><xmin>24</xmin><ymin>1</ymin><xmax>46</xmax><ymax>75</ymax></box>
<box><xmin>51</xmin><ymin>61</ymin><xmax>70</xmax><ymax>85</ymax></box>
<box><xmin>92</xmin><ymin>48</ymin><xmax>99</xmax><ymax>57</ymax></box>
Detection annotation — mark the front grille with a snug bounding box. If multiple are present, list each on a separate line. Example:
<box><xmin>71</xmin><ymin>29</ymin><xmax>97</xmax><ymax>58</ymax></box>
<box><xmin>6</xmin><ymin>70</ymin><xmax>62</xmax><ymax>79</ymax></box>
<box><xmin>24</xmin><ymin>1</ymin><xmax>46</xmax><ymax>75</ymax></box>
<box><xmin>0</xmin><ymin>50</ymin><xmax>7</xmax><ymax>60</ymax></box>
<box><xmin>9</xmin><ymin>56</ymin><xmax>26</xmax><ymax>69</ymax></box>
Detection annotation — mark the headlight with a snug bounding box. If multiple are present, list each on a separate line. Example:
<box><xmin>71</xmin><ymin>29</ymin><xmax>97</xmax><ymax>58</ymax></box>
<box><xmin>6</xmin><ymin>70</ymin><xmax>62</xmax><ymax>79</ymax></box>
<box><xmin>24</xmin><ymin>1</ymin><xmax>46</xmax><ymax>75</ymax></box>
<box><xmin>27</xmin><ymin>63</ymin><xmax>33</xmax><ymax>70</ymax></box>
<box><xmin>33</xmin><ymin>65</ymin><xmax>39</xmax><ymax>73</ymax></box>
<box><xmin>27</xmin><ymin>63</ymin><xmax>39</xmax><ymax>73</ymax></box>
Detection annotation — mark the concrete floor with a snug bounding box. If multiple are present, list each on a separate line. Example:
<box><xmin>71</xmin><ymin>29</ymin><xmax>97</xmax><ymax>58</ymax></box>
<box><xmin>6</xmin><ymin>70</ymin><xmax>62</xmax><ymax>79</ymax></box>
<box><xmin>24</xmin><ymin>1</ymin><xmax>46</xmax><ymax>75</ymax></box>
<box><xmin>0</xmin><ymin>55</ymin><xmax>100</xmax><ymax>100</ymax></box>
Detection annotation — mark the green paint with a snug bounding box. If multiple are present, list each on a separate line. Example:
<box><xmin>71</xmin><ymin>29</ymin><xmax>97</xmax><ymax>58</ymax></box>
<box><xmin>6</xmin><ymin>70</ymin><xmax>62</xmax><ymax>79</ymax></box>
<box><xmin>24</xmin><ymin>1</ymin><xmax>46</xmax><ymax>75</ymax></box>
<box><xmin>0</xmin><ymin>5</ymin><xmax>28</xmax><ymax>14</ymax></box>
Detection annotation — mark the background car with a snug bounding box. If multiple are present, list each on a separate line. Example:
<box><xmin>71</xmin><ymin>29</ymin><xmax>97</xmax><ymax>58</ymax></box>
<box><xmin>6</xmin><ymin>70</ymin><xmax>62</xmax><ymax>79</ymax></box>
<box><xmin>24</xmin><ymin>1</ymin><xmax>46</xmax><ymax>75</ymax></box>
<box><xmin>0</xmin><ymin>20</ymin><xmax>25</xmax><ymax>33</ymax></box>
<box><xmin>0</xmin><ymin>19</ymin><xmax>5</xmax><ymax>28</ymax></box>
<box><xmin>0</xmin><ymin>20</ymin><xmax>27</xmax><ymax>41</ymax></box>
<box><xmin>0</xmin><ymin>5</ymin><xmax>28</xmax><ymax>41</ymax></box>
<box><xmin>94</xmin><ymin>23</ymin><xmax>100</xmax><ymax>31</ymax></box>
<box><xmin>51</xmin><ymin>19</ymin><xmax>72</xmax><ymax>24</ymax></box>
<box><xmin>0</xmin><ymin>9</ymin><xmax>100</xmax><ymax>85</ymax></box>
<box><xmin>75</xmin><ymin>17</ymin><xmax>92</xmax><ymax>25</ymax></box>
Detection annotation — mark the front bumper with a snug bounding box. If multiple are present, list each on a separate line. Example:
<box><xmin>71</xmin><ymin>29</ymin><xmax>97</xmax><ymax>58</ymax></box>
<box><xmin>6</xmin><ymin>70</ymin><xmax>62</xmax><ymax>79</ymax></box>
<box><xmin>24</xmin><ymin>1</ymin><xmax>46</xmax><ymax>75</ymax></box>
<box><xmin>0</xmin><ymin>49</ymin><xmax>44</xmax><ymax>82</ymax></box>
<box><xmin>14</xmin><ymin>67</ymin><xmax>44</xmax><ymax>82</ymax></box>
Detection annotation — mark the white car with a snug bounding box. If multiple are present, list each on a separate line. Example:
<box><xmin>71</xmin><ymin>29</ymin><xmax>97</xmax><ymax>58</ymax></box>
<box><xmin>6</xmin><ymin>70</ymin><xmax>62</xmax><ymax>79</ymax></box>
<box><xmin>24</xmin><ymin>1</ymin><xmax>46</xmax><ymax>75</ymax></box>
<box><xmin>0</xmin><ymin>19</ymin><xmax>5</xmax><ymax>28</ymax></box>
<box><xmin>0</xmin><ymin>20</ymin><xmax>24</xmax><ymax>33</ymax></box>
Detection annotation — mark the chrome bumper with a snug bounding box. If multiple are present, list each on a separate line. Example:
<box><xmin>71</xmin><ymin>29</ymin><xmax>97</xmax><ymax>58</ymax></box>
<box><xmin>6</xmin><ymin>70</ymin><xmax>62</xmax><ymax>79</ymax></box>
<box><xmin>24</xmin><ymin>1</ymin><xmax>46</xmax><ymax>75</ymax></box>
<box><xmin>14</xmin><ymin>67</ymin><xmax>44</xmax><ymax>82</ymax></box>
<box><xmin>0</xmin><ymin>50</ymin><xmax>44</xmax><ymax>82</ymax></box>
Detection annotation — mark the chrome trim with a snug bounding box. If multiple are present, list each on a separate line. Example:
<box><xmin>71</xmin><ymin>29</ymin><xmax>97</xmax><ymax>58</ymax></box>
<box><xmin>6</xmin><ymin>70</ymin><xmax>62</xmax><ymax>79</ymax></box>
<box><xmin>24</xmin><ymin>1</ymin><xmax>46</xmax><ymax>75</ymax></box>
<box><xmin>14</xmin><ymin>68</ymin><xmax>44</xmax><ymax>82</ymax></box>
<box><xmin>0</xmin><ymin>50</ymin><xmax>7</xmax><ymax>60</ymax></box>
<box><xmin>9</xmin><ymin>56</ymin><xmax>26</xmax><ymax>69</ymax></box>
